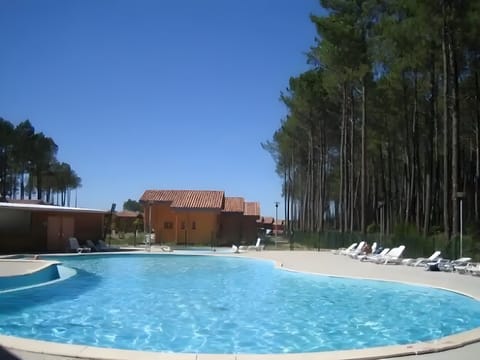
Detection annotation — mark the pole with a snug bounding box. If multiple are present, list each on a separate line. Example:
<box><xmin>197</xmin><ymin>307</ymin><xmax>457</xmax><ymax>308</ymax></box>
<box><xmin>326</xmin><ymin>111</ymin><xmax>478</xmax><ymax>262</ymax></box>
<box><xmin>149</xmin><ymin>203</ymin><xmax>152</xmax><ymax>234</ymax></box>
<box><xmin>275</xmin><ymin>201</ymin><xmax>279</xmax><ymax>248</ymax></box>
<box><xmin>460</xmin><ymin>198</ymin><xmax>463</xmax><ymax>258</ymax></box>
<box><xmin>109</xmin><ymin>203</ymin><xmax>116</xmax><ymax>246</ymax></box>
<box><xmin>147</xmin><ymin>202</ymin><xmax>152</xmax><ymax>251</ymax></box>
<box><xmin>456</xmin><ymin>192</ymin><xmax>466</xmax><ymax>258</ymax></box>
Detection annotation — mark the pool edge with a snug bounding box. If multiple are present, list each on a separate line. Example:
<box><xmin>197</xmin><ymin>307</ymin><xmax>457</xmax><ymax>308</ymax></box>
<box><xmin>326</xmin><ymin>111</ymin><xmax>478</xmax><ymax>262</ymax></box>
<box><xmin>2</xmin><ymin>250</ymin><xmax>480</xmax><ymax>360</ymax></box>
<box><xmin>2</xmin><ymin>327</ymin><xmax>480</xmax><ymax>360</ymax></box>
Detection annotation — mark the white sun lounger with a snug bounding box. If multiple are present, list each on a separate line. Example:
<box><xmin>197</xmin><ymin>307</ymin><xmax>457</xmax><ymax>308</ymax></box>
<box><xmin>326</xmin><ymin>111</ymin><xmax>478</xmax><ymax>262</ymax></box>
<box><xmin>247</xmin><ymin>238</ymin><xmax>264</xmax><ymax>251</ymax></box>
<box><xmin>456</xmin><ymin>262</ymin><xmax>480</xmax><ymax>275</ymax></box>
<box><xmin>404</xmin><ymin>250</ymin><xmax>442</xmax><ymax>267</ymax></box>
<box><xmin>470</xmin><ymin>264</ymin><xmax>480</xmax><ymax>276</ymax></box>
<box><xmin>344</xmin><ymin>241</ymin><xmax>365</xmax><ymax>257</ymax></box>
<box><xmin>350</xmin><ymin>241</ymin><xmax>371</xmax><ymax>258</ymax></box>
<box><xmin>436</xmin><ymin>257</ymin><xmax>472</xmax><ymax>272</ymax></box>
<box><xmin>359</xmin><ymin>248</ymin><xmax>390</xmax><ymax>262</ymax></box>
<box><xmin>379</xmin><ymin>245</ymin><xmax>405</xmax><ymax>265</ymax></box>
<box><xmin>332</xmin><ymin>242</ymin><xmax>357</xmax><ymax>255</ymax></box>
<box><xmin>351</xmin><ymin>242</ymin><xmax>378</xmax><ymax>259</ymax></box>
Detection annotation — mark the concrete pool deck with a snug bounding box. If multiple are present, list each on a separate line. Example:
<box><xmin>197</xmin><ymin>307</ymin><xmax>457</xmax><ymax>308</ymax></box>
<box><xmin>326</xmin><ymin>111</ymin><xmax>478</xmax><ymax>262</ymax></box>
<box><xmin>1</xmin><ymin>250</ymin><xmax>480</xmax><ymax>359</ymax></box>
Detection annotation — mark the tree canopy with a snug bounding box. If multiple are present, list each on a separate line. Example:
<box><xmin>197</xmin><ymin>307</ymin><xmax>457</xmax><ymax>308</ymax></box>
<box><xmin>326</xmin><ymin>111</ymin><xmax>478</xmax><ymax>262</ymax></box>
<box><xmin>0</xmin><ymin>117</ymin><xmax>81</xmax><ymax>205</ymax></box>
<box><xmin>265</xmin><ymin>0</ymin><xmax>480</xmax><ymax>257</ymax></box>
<box><xmin>123</xmin><ymin>199</ymin><xmax>142</xmax><ymax>213</ymax></box>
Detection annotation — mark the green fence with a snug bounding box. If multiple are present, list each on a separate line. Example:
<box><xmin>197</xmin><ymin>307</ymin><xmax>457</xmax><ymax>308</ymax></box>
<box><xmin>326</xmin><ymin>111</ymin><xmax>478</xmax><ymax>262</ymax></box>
<box><xmin>288</xmin><ymin>230</ymin><xmax>480</xmax><ymax>261</ymax></box>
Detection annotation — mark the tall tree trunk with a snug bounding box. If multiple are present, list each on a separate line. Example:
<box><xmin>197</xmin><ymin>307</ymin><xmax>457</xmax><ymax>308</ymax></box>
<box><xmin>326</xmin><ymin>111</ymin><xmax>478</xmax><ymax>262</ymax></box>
<box><xmin>475</xmin><ymin>71</ymin><xmax>480</xmax><ymax>222</ymax></box>
<box><xmin>402</xmin><ymin>74</ymin><xmax>412</xmax><ymax>224</ymax></box>
<box><xmin>449</xmin><ymin>26</ymin><xmax>459</xmax><ymax>243</ymax></box>
<box><xmin>361</xmin><ymin>79</ymin><xmax>367</xmax><ymax>238</ymax></box>
<box><xmin>344</xmin><ymin>113</ymin><xmax>349</xmax><ymax>232</ymax></box>
<box><xmin>442</xmin><ymin>5</ymin><xmax>451</xmax><ymax>240</ymax></box>
<box><xmin>350</xmin><ymin>90</ymin><xmax>355</xmax><ymax>232</ymax></box>
<box><xmin>413</xmin><ymin>71</ymin><xmax>421</xmax><ymax>231</ymax></box>
<box><xmin>339</xmin><ymin>84</ymin><xmax>347</xmax><ymax>232</ymax></box>
<box><xmin>423</xmin><ymin>55</ymin><xmax>436</xmax><ymax>237</ymax></box>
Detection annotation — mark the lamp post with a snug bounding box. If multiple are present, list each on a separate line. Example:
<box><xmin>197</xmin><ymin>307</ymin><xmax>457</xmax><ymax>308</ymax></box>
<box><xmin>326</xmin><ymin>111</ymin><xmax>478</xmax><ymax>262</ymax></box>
<box><xmin>148</xmin><ymin>202</ymin><xmax>152</xmax><ymax>251</ymax></box>
<box><xmin>457</xmin><ymin>192</ymin><xmax>466</xmax><ymax>258</ymax></box>
<box><xmin>109</xmin><ymin>203</ymin><xmax>116</xmax><ymax>246</ymax></box>
<box><xmin>275</xmin><ymin>201</ymin><xmax>279</xmax><ymax>248</ymax></box>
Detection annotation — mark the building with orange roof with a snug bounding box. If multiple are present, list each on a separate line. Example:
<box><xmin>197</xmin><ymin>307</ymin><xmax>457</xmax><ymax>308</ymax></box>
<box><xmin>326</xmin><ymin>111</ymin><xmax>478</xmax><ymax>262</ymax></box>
<box><xmin>242</xmin><ymin>201</ymin><xmax>261</xmax><ymax>243</ymax></box>
<box><xmin>218</xmin><ymin>197</ymin><xmax>246</xmax><ymax>245</ymax></box>
<box><xmin>114</xmin><ymin>210</ymin><xmax>143</xmax><ymax>234</ymax></box>
<box><xmin>139</xmin><ymin>190</ymin><xmax>260</xmax><ymax>246</ymax></box>
<box><xmin>257</xmin><ymin>216</ymin><xmax>284</xmax><ymax>236</ymax></box>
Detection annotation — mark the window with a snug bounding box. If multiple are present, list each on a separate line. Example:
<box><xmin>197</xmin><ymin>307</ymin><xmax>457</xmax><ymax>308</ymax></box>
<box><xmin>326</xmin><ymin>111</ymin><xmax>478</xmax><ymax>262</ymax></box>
<box><xmin>180</xmin><ymin>221</ymin><xmax>185</xmax><ymax>230</ymax></box>
<box><xmin>191</xmin><ymin>221</ymin><xmax>196</xmax><ymax>230</ymax></box>
<box><xmin>164</xmin><ymin>221</ymin><xmax>173</xmax><ymax>229</ymax></box>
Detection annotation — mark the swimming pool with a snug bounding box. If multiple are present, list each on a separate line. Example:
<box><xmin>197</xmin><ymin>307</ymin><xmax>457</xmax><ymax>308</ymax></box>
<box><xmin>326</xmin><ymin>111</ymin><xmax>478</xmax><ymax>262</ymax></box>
<box><xmin>1</xmin><ymin>253</ymin><xmax>480</xmax><ymax>354</ymax></box>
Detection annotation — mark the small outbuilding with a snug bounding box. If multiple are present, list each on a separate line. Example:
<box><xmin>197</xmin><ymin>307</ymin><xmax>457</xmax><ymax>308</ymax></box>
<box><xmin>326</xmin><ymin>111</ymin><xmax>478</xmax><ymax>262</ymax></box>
<box><xmin>0</xmin><ymin>202</ymin><xmax>106</xmax><ymax>253</ymax></box>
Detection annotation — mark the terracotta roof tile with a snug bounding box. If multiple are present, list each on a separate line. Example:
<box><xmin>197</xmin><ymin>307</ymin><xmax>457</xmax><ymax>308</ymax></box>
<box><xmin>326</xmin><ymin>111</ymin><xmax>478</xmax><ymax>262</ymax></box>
<box><xmin>244</xmin><ymin>202</ymin><xmax>260</xmax><ymax>217</ymax></box>
<box><xmin>257</xmin><ymin>216</ymin><xmax>274</xmax><ymax>224</ymax></box>
<box><xmin>140</xmin><ymin>190</ymin><xmax>224</xmax><ymax>209</ymax></box>
<box><xmin>223</xmin><ymin>197</ymin><xmax>245</xmax><ymax>213</ymax></box>
<box><xmin>115</xmin><ymin>210</ymin><xmax>142</xmax><ymax>218</ymax></box>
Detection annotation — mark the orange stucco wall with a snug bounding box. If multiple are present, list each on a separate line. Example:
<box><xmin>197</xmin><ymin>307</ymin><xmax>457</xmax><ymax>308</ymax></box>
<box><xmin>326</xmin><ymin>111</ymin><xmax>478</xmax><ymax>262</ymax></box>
<box><xmin>147</xmin><ymin>204</ymin><xmax>220</xmax><ymax>245</ymax></box>
<box><xmin>218</xmin><ymin>212</ymin><xmax>244</xmax><ymax>245</ymax></box>
<box><xmin>242</xmin><ymin>215</ymin><xmax>259</xmax><ymax>245</ymax></box>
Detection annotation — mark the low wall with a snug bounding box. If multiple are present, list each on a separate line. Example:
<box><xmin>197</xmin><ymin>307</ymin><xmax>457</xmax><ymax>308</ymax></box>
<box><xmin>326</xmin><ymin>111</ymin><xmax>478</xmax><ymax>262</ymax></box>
<box><xmin>0</xmin><ymin>260</ymin><xmax>60</xmax><ymax>291</ymax></box>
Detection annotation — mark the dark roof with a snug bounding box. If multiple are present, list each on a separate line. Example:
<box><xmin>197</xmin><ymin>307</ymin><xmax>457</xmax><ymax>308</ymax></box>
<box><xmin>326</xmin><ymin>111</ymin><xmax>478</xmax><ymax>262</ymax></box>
<box><xmin>140</xmin><ymin>190</ymin><xmax>224</xmax><ymax>209</ymax></box>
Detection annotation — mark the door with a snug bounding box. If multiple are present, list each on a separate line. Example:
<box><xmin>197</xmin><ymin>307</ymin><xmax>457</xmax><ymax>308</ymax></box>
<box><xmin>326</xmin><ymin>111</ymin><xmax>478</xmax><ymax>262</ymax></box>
<box><xmin>47</xmin><ymin>216</ymin><xmax>75</xmax><ymax>252</ymax></box>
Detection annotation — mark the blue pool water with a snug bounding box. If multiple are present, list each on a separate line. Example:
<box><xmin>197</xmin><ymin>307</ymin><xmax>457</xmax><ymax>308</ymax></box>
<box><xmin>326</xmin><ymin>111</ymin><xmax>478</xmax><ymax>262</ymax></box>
<box><xmin>1</xmin><ymin>254</ymin><xmax>480</xmax><ymax>354</ymax></box>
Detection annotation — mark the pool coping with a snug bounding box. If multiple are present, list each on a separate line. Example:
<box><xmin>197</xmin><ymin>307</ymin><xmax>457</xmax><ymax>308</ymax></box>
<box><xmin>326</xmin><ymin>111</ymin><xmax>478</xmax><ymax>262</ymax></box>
<box><xmin>1</xmin><ymin>250</ymin><xmax>480</xmax><ymax>359</ymax></box>
<box><xmin>0</xmin><ymin>258</ymin><xmax>60</xmax><ymax>277</ymax></box>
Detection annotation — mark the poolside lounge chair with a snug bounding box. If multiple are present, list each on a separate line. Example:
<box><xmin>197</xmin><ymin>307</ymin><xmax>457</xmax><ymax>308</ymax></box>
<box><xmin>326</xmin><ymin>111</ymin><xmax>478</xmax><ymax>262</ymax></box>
<box><xmin>349</xmin><ymin>244</ymin><xmax>364</xmax><ymax>258</ymax></box>
<box><xmin>455</xmin><ymin>262</ymin><xmax>480</xmax><ymax>275</ymax></box>
<box><xmin>359</xmin><ymin>247</ymin><xmax>390</xmax><ymax>262</ymax></box>
<box><xmin>232</xmin><ymin>244</ymin><xmax>249</xmax><ymax>253</ymax></box>
<box><xmin>425</xmin><ymin>258</ymin><xmax>451</xmax><ymax>271</ymax></box>
<box><xmin>159</xmin><ymin>245</ymin><xmax>173</xmax><ymax>252</ymax></box>
<box><xmin>345</xmin><ymin>241</ymin><xmax>365</xmax><ymax>257</ymax></box>
<box><xmin>470</xmin><ymin>264</ymin><xmax>480</xmax><ymax>276</ymax></box>
<box><xmin>86</xmin><ymin>239</ymin><xmax>101</xmax><ymax>252</ymax></box>
<box><xmin>97</xmin><ymin>239</ymin><xmax>120</xmax><ymax>251</ymax></box>
<box><xmin>436</xmin><ymin>257</ymin><xmax>472</xmax><ymax>272</ymax></box>
<box><xmin>247</xmin><ymin>238</ymin><xmax>264</xmax><ymax>251</ymax></box>
<box><xmin>404</xmin><ymin>250</ymin><xmax>442</xmax><ymax>267</ymax></box>
<box><xmin>332</xmin><ymin>242</ymin><xmax>357</xmax><ymax>255</ymax></box>
<box><xmin>68</xmin><ymin>237</ymin><xmax>91</xmax><ymax>253</ymax></box>
<box><xmin>380</xmin><ymin>245</ymin><xmax>405</xmax><ymax>265</ymax></box>
<box><xmin>351</xmin><ymin>242</ymin><xmax>377</xmax><ymax>259</ymax></box>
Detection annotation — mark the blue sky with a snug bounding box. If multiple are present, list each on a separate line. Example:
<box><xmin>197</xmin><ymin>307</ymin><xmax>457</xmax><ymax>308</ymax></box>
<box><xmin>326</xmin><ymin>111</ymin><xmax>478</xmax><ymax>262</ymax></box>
<box><xmin>0</xmin><ymin>0</ymin><xmax>323</xmax><ymax>217</ymax></box>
